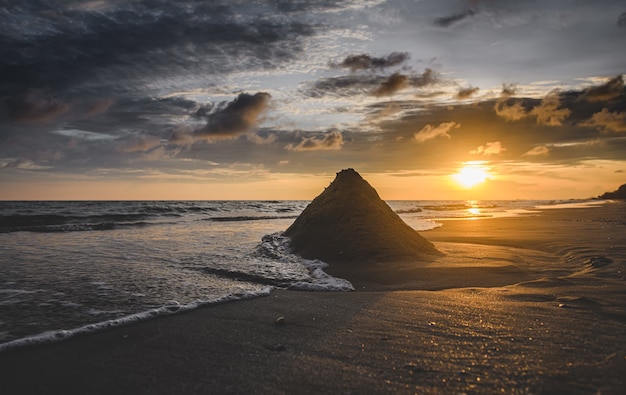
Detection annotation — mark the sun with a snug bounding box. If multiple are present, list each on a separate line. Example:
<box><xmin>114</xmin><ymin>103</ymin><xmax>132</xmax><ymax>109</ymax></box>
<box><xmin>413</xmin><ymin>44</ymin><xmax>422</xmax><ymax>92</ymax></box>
<box><xmin>453</xmin><ymin>162</ymin><xmax>490</xmax><ymax>188</ymax></box>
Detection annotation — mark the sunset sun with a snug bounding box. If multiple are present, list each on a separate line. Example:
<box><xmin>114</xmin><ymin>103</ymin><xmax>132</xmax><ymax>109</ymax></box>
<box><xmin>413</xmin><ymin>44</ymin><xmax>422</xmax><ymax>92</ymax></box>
<box><xmin>453</xmin><ymin>162</ymin><xmax>491</xmax><ymax>188</ymax></box>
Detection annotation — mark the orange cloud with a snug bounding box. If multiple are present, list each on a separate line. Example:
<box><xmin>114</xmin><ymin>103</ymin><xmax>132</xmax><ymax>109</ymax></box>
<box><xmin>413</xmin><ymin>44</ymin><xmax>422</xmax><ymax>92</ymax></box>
<box><xmin>523</xmin><ymin>145</ymin><xmax>550</xmax><ymax>156</ymax></box>
<box><xmin>494</xmin><ymin>99</ymin><xmax>528</xmax><ymax>121</ymax></box>
<box><xmin>414</xmin><ymin>122</ymin><xmax>460</xmax><ymax>143</ymax></box>
<box><xmin>470</xmin><ymin>141</ymin><xmax>506</xmax><ymax>155</ymax></box>
<box><xmin>285</xmin><ymin>131</ymin><xmax>344</xmax><ymax>151</ymax></box>
<box><xmin>530</xmin><ymin>93</ymin><xmax>571</xmax><ymax>126</ymax></box>
<box><xmin>580</xmin><ymin>108</ymin><xmax>626</xmax><ymax>133</ymax></box>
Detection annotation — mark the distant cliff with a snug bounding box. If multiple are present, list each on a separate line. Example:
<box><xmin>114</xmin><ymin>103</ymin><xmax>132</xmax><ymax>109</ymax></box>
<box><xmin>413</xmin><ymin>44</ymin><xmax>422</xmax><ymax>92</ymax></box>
<box><xmin>599</xmin><ymin>183</ymin><xmax>626</xmax><ymax>199</ymax></box>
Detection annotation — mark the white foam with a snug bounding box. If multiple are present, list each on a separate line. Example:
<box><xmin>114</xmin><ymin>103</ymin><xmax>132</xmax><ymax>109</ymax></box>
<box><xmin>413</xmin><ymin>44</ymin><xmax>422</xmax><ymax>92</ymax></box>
<box><xmin>535</xmin><ymin>199</ymin><xmax>610</xmax><ymax>210</ymax></box>
<box><xmin>289</xmin><ymin>259</ymin><xmax>354</xmax><ymax>291</ymax></box>
<box><xmin>0</xmin><ymin>287</ymin><xmax>272</xmax><ymax>353</ymax></box>
<box><xmin>256</xmin><ymin>233</ymin><xmax>354</xmax><ymax>291</ymax></box>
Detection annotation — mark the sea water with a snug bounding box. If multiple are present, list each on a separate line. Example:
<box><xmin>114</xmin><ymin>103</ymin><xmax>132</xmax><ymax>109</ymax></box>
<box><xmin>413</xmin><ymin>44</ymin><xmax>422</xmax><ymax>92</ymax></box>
<box><xmin>0</xmin><ymin>199</ymin><xmax>589</xmax><ymax>350</ymax></box>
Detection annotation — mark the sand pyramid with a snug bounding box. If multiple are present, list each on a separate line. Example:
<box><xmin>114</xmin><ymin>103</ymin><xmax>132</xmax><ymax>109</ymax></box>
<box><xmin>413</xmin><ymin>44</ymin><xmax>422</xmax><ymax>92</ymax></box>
<box><xmin>284</xmin><ymin>169</ymin><xmax>440</xmax><ymax>264</ymax></box>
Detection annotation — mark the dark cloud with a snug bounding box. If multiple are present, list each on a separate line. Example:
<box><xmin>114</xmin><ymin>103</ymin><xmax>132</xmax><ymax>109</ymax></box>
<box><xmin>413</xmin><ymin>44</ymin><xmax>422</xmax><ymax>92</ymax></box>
<box><xmin>372</xmin><ymin>73</ymin><xmax>409</xmax><ymax>97</ymax></box>
<box><xmin>307</xmin><ymin>75</ymin><xmax>386</xmax><ymax>98</ymax></box>
<box><xmin>194</xmin><ymin>93</ymin><xmax>272</xmax><ymax>138</ymax></box>
<box><xmin>306</xmin><ymin>68</ymin><xmax>437</xmax><ymax>98</ymax></box>
<box><xmin>582</xmin><ymin>75</ymin><xmax>624</xmax><ymax>102</ymax></box>
<box><xmin>118</xmin><ymin>135</ymin><xmax>164</xmax><ymax>153</ymax></box>
<box><xmin>409</xmin><ymin>68</ymin><xmax>438</xmax><ymax>88</ymax></box>
<box><xmin>501</xmin><ymin>84</ymin><xmax>518</xmax><ymax>97</ymax></box>
<box><xmin>269</xmin><ymin>0</ymin><xmax>344</xmax><ymax>13</ymax></box>
<box><xmin>331</xmin><ymin>52</ymin><xmax>410</xmax><ymax>72</ymax></box>
<box><xmin>0</xmin><ymin>1</ymin><xmax>316</xmax><ymax>97</ymax></box>
<box><xmin>456</xmin><ymin>86</ymin><xmax>480</xmax><ymax>100</ymax></box>
<box><xmin>0</xmin><ymin>89</ymin><xmax>70</xmax><ymax>124</ymax></box>
<box><xmin>84</xmin><ymin>99</ymin><xmax>114</xmax><ymax>118</ymax></box>
<box><xmin>618</xmin><ymin>12</ymin><xmax>626</xmax><ymax>27</ymax></box>
<box><xmin>433</xmin><ymin>9</ymin><xmax>476</xmax><ymax>28</ymax></box>
<box><xmin>68</xmin><ymin>96</ymin><xmax>199</xmax><ymax>138</ymax></box>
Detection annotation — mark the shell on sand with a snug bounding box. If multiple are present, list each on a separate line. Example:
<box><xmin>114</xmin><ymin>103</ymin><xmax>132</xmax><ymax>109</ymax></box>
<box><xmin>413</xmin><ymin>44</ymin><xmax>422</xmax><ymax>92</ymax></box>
<box><xmin>284</xmin><ymin>168</ymin><xmax>440</xmax><ymax>264</ymax></box>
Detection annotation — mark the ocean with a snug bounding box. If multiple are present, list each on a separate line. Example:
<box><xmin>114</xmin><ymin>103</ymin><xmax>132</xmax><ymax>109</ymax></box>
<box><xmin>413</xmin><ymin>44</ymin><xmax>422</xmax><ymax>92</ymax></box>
<box><xmin>0</xmin><ymin>199</ymin><xmax>594</xmax><ymax>351</ymax></box>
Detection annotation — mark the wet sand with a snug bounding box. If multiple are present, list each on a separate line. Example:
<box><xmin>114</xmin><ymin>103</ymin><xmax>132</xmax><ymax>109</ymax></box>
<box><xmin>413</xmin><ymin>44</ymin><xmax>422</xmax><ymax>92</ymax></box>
<box><xmin>1</xmin><ymin>202</ymin><xmax>625</xmax><ymax>394</ymax></box>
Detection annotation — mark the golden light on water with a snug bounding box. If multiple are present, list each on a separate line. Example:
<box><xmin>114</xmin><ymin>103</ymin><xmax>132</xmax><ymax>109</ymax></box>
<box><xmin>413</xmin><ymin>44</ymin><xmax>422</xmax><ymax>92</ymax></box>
<box><xmin>467</xmin><ymin>207</ymin><xmax>481</xmax><ymax>216</ymax></box>
<box><xmin>453</xmin><ymin>161</ymin><xmax>491</xmax><ymax>189</ymax></box>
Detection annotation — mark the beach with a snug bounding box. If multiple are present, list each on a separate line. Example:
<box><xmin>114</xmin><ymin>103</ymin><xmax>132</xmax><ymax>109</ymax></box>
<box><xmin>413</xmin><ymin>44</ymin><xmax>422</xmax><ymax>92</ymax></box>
<box><xmin>1</xmin><ymin>202</ymin><xmax>625</xmax><ymax>394</ymax></box>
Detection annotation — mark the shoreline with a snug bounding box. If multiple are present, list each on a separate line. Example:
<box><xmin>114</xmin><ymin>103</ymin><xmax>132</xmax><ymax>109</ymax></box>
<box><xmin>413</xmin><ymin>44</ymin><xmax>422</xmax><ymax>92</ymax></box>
<box><xmin>1</xmin><ymin>202</ymin><xmax>625</xmax><ymax>394</ymax></box>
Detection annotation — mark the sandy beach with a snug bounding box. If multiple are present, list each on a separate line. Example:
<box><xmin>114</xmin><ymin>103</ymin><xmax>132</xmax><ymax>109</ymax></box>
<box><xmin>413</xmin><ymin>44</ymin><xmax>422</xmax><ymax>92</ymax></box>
<box><xmin>1</xmin><ymin>201</ymin><xmax>625</xmax><ymax>394</ymax></box>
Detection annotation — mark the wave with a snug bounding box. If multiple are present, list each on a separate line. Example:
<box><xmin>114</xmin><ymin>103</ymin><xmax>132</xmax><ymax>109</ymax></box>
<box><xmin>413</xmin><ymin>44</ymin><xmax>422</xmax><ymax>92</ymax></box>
<box><xmin>202</xmin><ymin>215</ymin><xmax>298</xmax><ymax>222</ymax></box>
<box><xmin>0</xmin><ymin>213</ymin><xmax>172</xmax><ymax>233</ymax></box>
<box><xmin>0</xmin><ymin>201</ymin><xmax>305</xmax><ymax>233</ymax></box>
<box><xmin>250</xmin><ymin>232</ymin><xmax>354</xmax><ymax>292</ymax></box>
<box><xmin>421</xmin><ymin>203</ymin><xmax>499</xmax><ymax>211</ymax></box>
<box><xmin>0</xmin><ymin>288</ymin><xmax>272</xmax><ymax>353</ymax></box>
<box><xmin>395</xmin><ymin>208</ymin><xmax>423</xmax><ymax>214</ymax></box>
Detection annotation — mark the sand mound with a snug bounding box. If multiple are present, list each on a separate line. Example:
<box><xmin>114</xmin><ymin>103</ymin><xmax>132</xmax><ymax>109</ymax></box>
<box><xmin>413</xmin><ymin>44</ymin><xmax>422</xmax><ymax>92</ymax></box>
<box><xmin>284</xmin><ymin>169</ymin><xmax>440</xmax><ymax>264</ymax></box>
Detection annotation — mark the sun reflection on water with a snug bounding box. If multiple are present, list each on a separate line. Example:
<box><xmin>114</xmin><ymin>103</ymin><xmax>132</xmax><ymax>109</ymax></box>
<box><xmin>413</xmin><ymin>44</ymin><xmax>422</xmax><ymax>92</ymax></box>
<box><xmin>467</xmin><ymin>207</ymin><xmax>481</xmax><ymax>216</ymax></box>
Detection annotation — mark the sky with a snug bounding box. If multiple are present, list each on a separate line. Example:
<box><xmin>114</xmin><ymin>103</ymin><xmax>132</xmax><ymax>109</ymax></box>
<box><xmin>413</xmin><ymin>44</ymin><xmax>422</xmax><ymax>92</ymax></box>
<box><xmin>1</xmin><ymin>0</ymin><xmax>625</xmax><ymax>200</ymax></box>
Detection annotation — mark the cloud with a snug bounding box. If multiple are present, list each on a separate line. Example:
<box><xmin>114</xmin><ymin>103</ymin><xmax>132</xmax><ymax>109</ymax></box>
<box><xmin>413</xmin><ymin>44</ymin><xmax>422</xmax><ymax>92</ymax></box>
<box><xmin>84</xmin><ymin>99</ymin><xmax>114</xmax><ymax>117</ymax></box>
<box><xmin>501</xmin><ymin>84</ymin><xmax>518</xmax><ymax>97</ymax></box>
<box><xmin>53</xmin><ymin>129</ymin><xmax>118</xmax><ymax>141</ymax></box>
<box><xmin>0</xmin><ymin>158</ymin><xmax>51</xmax><ymax>170</ymax></box>
<box><xmin>434</xmin><ymin>9</ymin><xmax>476</xmax><ymax>28</ymax></box>
<box><xmin>470</xmin><ymin>141</ymin><xmax>506</xmax><ymax>155</ymax></box>
<box><xmin>581</xmin><ymin>75</ymin><xmax>624</xmax><ymax>102</ymax></box>
<box><xmin>285</xmin><ymin>130</ymin><xmax>344</xmax><ymax>151</ymax></box>
<box><xmin>0</xmin><ymin>89</ymin><xmax>70</xmax><ymax>124</ymax></box>
<box><xmin>410</xmin><ymin>68</ymin><xmax>438</xmax><ymax>87</ymax></box>
<box><xmin>307</xmin><ymin>68</ymin><xmax>437</xmax><ymax>98</ymax></box>
<box><xmin>372</xmin><ymin>73</ymin><xmax>409</xmax><ymax>97</ymax></box>
<box><xmin>530</xmin><ymin>93</ymin><xmax>571</xmax><ymax>126</ymax></box>
<box><xmin>579</xmin><ymin>108</ymin><xmax>626</xmax><ymax>133</ymax></box>
<box><xmin>619</xmin><ymin>12</ymin><xmax>626</xmax><ymax>28</ymax></box>
<box><xmin>118</xmin><ymin>135</ymin><xmax>163</xmax><ymax>153</ymax></box>
<box><xmin>523</xmin><ymin>145</ymin><xmax>551</xmax><ymax>157</ymax></box>
<box><xmin>306</xmin><ymin>75</ymin><xmax>381</xmax><ymax>97</ymax></box>
<box><xmin>169</xmin><ymin>128</ymin><xmax>196</xmax><ymax>146</ymax></box>
<box><xmin>414</xmin><ymin>122</ymin><xmax>460</xmax><ymax>143</ymax></box>
<box><xmin>456</xmin><ymin>86</ymin><xmax>479</xmax><ymax>100</ymax></box>
<box><xmin>247</xmin><ymin>132</ymin><xmax>277</xmax><ymax>145</ymax></box>
<box><xmin>494</xmin><ymin>99</ymin><xmax>529</xmax><ymax>121</ymax></box>
<box><xmin>0</xmin><ymin>2</ymin><xmax>317</xmax><ymax>99</ymax></box>
<box><xmin>194</xmin><ymin>92</ymin><xmax>271</xmax><ymax>138</ymax></box>
<box><xmin>331</xmin><ymin>52</ymin><xmax>409</xmax><ymax>72</ymax></box>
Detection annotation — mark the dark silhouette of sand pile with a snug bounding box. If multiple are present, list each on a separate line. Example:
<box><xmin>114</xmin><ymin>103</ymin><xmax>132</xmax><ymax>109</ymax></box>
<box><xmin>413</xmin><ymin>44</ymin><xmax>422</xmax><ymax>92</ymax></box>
<box><xmin>284</xmin><ymin>169</ymin><xmax>440</xmax><ymax>264</ymax></box>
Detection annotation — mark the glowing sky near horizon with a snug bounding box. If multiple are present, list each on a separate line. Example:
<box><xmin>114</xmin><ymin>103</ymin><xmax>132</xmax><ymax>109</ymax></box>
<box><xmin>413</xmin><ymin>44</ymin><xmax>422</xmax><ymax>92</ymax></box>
<box><xmin>1</xmin><ymin>0</ymin><xmax>625</xmax><ymax>200</ymax></box>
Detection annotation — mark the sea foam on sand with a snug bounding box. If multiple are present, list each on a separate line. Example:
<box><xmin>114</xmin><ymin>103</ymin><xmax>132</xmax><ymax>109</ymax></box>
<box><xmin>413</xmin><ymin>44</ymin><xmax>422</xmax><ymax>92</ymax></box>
<box><xmin>0</xmin><ymin>288</ymin><xmax>272</xmax><ymax>353</ymax></box>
